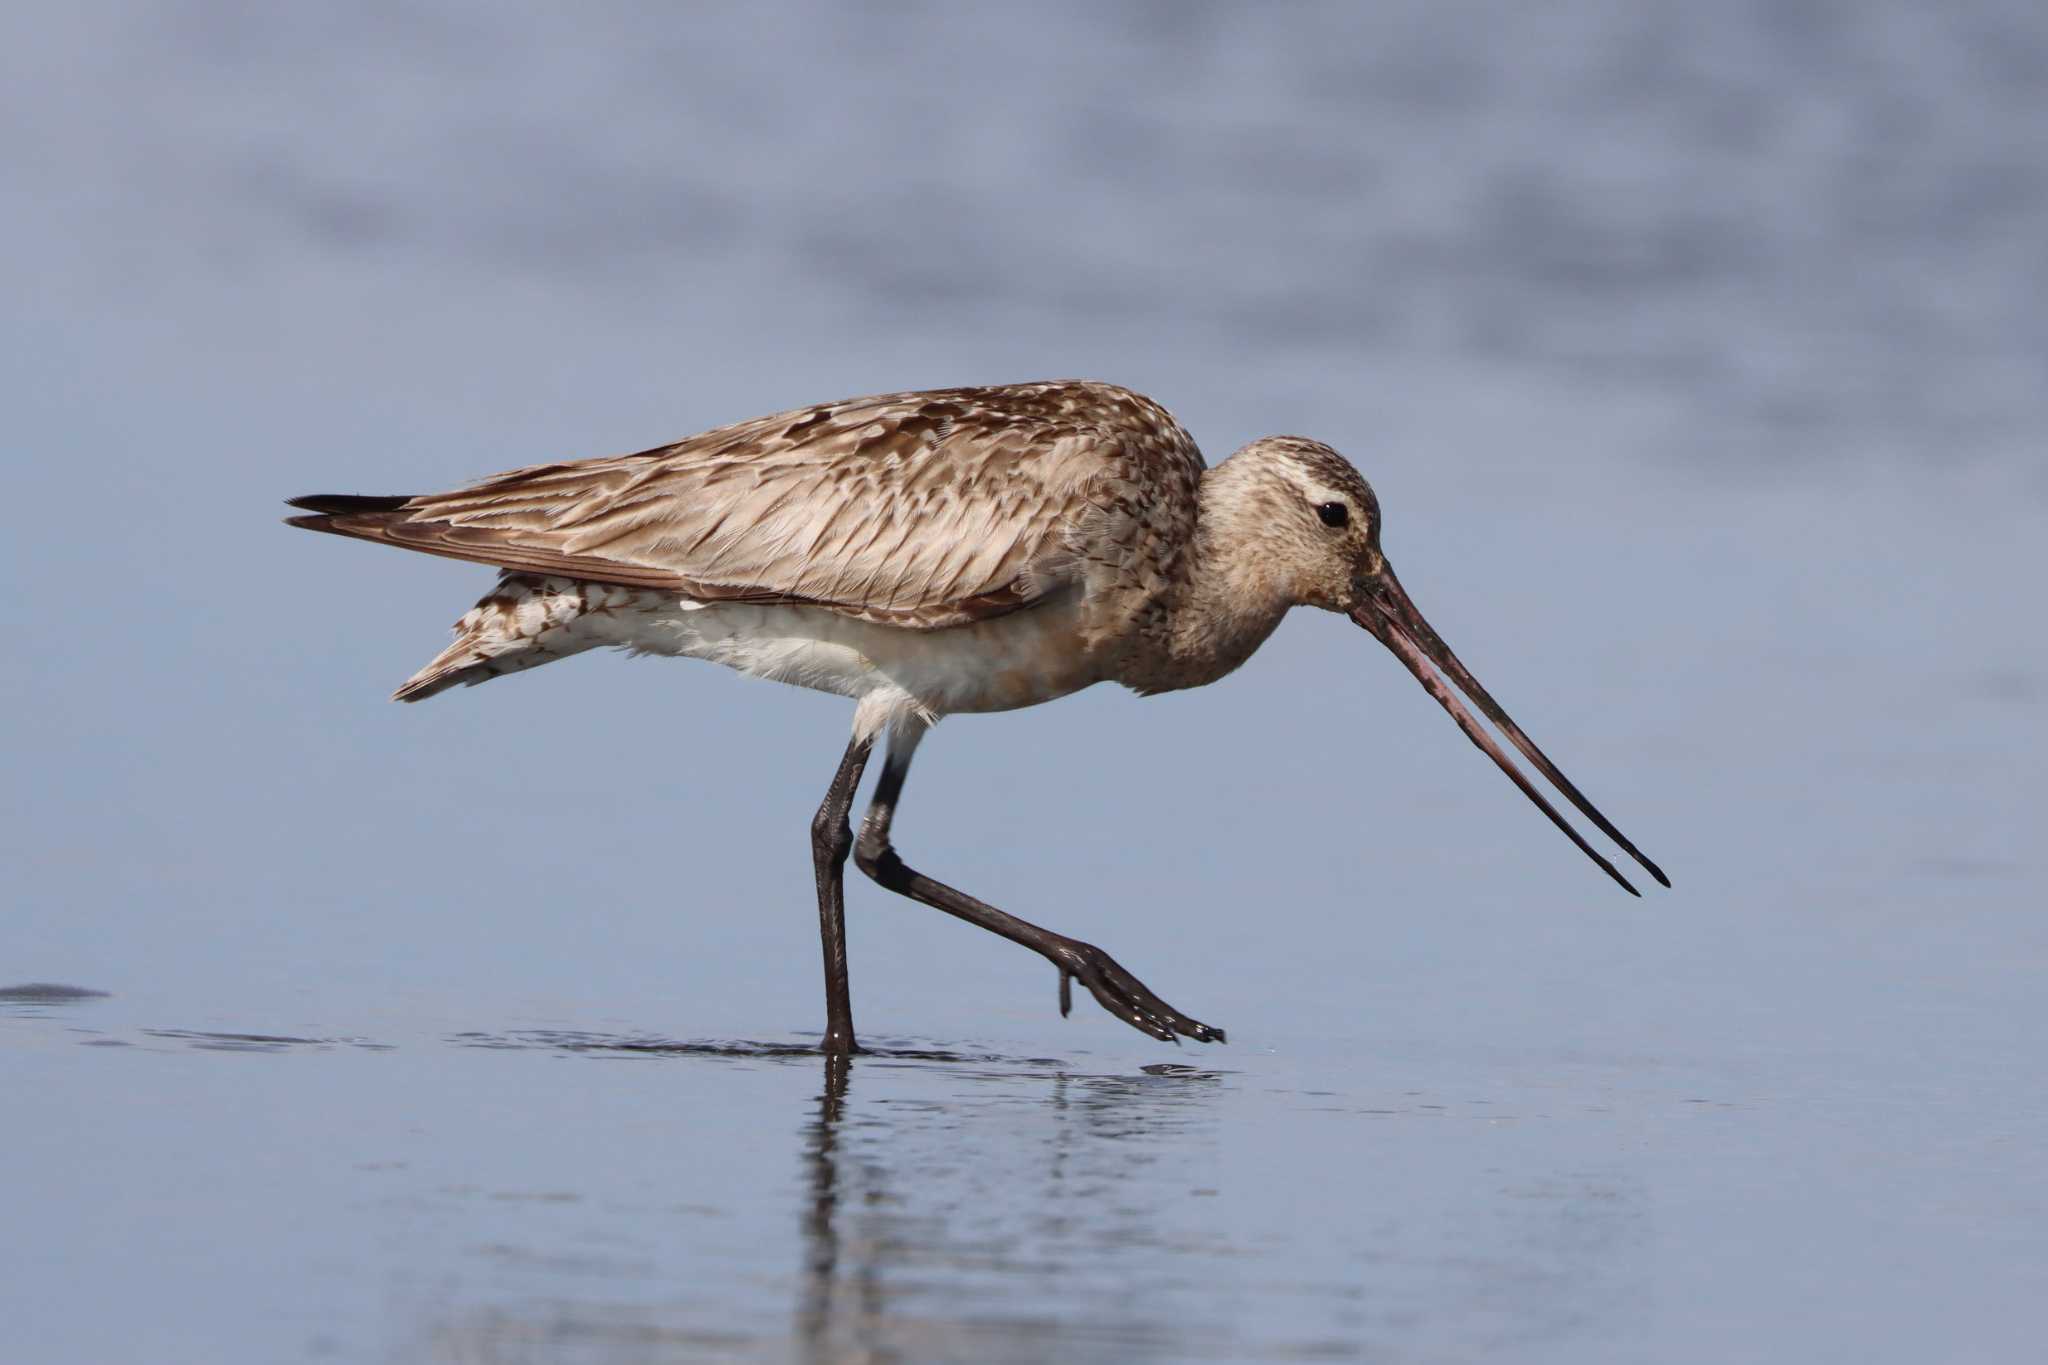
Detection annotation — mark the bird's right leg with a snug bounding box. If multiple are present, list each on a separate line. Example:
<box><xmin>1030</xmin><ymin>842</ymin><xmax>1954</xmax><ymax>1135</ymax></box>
<box><xmin>811</xmin><ymin>734</ymin><xmax>873</xmax><ymax>1055</ymax></box>
<box><xmin>852</xmin><ymin>723</ymin><xmax>1224</xmax><ymax>1045</ymax></box>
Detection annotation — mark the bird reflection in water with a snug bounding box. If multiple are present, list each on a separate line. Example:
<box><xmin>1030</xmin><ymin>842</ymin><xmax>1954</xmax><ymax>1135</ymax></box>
<box><xmin>403</xmin><ymin>1039</ymin><xmax>1228</xmax><ymax>1361</ymax></box>
<box><xmin>796</xmin><ymin>1053</ymin><xmax>875</xmax><ymax>1358</ymax></box>
<box><xmin>792</xmin><ymin>1053</ymin><xmax>1227</xmax><ymax>1362</ymax></box>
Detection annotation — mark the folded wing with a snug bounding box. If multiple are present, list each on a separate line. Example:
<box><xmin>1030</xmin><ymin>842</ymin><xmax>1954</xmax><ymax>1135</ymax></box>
<box><xmin>289</xmin><ymin>381</ymin><xmax>1202</xmax><ymax>630</ymax></box>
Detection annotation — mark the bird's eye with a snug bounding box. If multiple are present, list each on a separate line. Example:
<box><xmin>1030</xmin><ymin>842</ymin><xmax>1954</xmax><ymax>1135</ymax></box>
<box><xmin>1316</xmin><ymin>501</ymin><xmax>1349</xmax><ymax>529</ymax></box>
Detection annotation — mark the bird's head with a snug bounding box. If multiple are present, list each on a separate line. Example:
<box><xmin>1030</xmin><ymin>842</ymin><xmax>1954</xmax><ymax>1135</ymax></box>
<box><xmin>1219</xmin><ymin>436</ymin><xmax>1386</xmax><ymax>612</ymax></box>
<box><xmin>1224</xmin><ymin>435</ymin><xmax>1669</xmax><ymax>897</ymax></box>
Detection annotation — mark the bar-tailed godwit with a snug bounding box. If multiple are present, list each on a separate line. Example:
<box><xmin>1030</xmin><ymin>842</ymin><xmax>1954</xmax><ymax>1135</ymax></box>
<box><xmin>289</xmin><ymin>380</ymin><xmax>1666</xmax><ymax>1051</ymax></box>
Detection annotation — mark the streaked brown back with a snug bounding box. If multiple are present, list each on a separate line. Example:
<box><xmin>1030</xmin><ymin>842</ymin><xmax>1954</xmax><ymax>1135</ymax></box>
<box><xmin>288</xmin><ymin>380</ymin><xmax>1207</xmax><ymax>630</ymax></box>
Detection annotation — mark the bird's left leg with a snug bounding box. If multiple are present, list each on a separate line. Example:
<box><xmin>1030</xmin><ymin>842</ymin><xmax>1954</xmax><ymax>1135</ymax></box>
<box><xmin>853</xmin><ymin>722</ymin><xmax>1223</xmax><ymax>1045</ymax></box>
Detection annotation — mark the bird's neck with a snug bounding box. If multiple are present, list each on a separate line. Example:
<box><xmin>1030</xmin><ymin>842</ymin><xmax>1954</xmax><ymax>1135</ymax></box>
<box><xmin>1126</xmin><ymin>464</ymin><xmax>1293</xmax><ymax>695</ymax></box>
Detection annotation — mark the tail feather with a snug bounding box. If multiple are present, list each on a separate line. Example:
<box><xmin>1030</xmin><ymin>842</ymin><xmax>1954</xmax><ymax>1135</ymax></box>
<box><xmin>286</xmin><ymin>493</ymin><xmax>413</xmax><ymax>515</ymax></box>
<box><xmin>392</xmin><ymin>573</ymin><xmax>655</xmax><ymax>703</ymax></box>
<box><xmin>289</xmin><ymin>497</ymin><xmax>665</xmax><ymax>702</ymax></box>
<box><xmin>285</xmin><ymin>494</ymin><xmax>418</xmax><ymax>540</ymax></box>
<box><xmin>391</xmin><ymin>650</ymin><xmax>499</xmax><ymax>703</ymax></box>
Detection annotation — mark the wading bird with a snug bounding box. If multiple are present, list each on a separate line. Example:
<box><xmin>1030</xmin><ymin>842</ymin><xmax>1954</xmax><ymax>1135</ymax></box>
<box><xmin>288</xmin><ymin>381</ymin><xmax>1665</xmax><ymax>1051</ymax></box>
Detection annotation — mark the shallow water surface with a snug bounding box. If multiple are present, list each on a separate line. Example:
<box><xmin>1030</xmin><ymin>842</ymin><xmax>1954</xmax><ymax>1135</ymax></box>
<box><xmin>14</xmin><ymin>948</ymin><xmax>2045</xmax><ymax>1363</ymax></box>
<box><xmin>10</xmin><ymin>989</ymin><xmax>1743</xmax><ymax>1362</ymax></box>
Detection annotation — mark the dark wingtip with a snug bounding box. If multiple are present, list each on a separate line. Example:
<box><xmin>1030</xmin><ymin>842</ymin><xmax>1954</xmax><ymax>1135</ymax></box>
<box><xmin>286</xmin><ymin>493</ymin><xmax>411</xmax><ymax>514</ymax></box>
<box><xmin>1647</xmin><ymin>862</ymin><xmax>1671</xmax><ymax>889</ymax></box>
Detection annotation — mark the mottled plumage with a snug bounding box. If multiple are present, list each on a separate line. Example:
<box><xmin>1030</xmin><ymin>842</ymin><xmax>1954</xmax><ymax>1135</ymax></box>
<box><xmin>289</xmin><ymin>379</ymin><xmax>1665</xmax><ymax>1051</ymax></box>
<box><xmin>294</xmin><ymin>382</ymin><xmax>1221</xmax><ymax>723</ymax></box>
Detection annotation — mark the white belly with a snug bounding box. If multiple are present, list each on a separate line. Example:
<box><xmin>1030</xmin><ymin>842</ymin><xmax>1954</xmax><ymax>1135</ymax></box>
<box><xmin>579</xmin><ymin>593</ymin><xmax>1107</xmax><ymax>735</ymax></box>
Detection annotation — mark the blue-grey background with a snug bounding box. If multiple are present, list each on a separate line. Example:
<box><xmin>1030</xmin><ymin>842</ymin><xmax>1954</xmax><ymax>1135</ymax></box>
<box><xmin>4</xmin><ymin>3</ymin><xmax>2043</xmax><ymax>1361</ymax></box>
